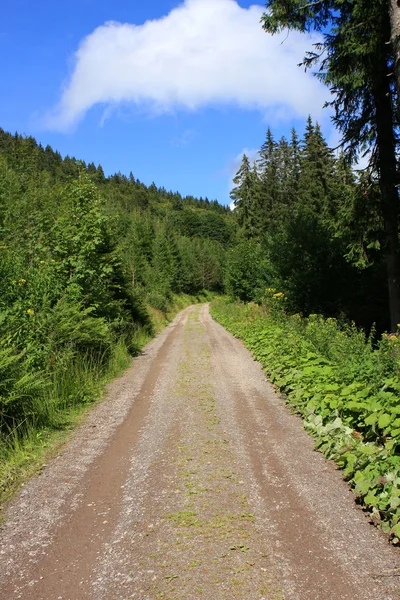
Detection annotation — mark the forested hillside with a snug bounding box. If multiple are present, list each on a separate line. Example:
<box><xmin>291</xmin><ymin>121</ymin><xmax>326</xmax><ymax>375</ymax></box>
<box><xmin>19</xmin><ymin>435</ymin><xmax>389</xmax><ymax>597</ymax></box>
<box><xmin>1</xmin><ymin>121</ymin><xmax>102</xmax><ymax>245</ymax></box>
<box><xmin>227</xmin><ymin>118</ymin><xmax>390</xmax><ymax>333</ymax></box>
<box><xmin>0</xmin><ymin>116</ymin><xmax>396</xmax><ymax>455</ymax></box>
<box><xmin>1</xmin><ymin>105</ymin><xmax>399</xmax><ymax>506</ymax></box>
<box><xmin>0</xmin><ymin>128</ymin><xmax>233</xmax><ymax>471</ymax></box>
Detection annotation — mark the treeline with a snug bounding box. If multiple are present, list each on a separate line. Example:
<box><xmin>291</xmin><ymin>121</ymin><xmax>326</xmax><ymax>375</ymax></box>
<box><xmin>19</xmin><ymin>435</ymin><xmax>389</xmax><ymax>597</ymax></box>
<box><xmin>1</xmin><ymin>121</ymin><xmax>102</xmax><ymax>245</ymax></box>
<box><xmin>0</xmin><ymin>129</ymin><xmax>229</xmax><ymax>214</ymax></box>
<box><xmin>0</xmin><ymin>128</ymin><xmax>232</xmax><ymax>444</ymax></box>
<box><xmin>227</xmin><ymin>118</ymin><xmax>389</xmax><ymax>333</ymax></box>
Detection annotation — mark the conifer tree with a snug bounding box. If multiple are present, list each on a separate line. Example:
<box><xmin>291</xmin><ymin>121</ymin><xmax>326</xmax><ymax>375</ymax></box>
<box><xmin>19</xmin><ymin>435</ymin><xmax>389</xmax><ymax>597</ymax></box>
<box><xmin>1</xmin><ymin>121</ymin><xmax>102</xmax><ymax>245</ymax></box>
<box><xmin>298</xmin><ymin>118</ymin><xmax>336</xmax><ymax>215</ymax></box>
<box><xmin>262</xmin><ymin>0</ymin><xmax>400</xmax><ymax>330</ymax></box>
<box><xmin>258</xmin><ymin>128</ymin><xmax>276</xmax><ymax>171</ymax></box>
<box><xmin>230</xmin><ymin>154</ymin><xmax>255</xmax><ymax>229</ymax></box>
<box><xmin>247</xmin><ymin>162</ymin><xmax>265</xmax><ymax>237</ymax></box>
<box><xmin>286</xmin><ymin>127</ymin><xmax>301</xmax><ymax>206</ymax></box>
<box><xmin>276</xmin><ymin>136</ymin><xmax>290</xmax><ymax>194</ymax></box>
<box><xmin>257</xmin><ymin>129</ymin><xmax>280</xmax><ymax>232</ymax></box>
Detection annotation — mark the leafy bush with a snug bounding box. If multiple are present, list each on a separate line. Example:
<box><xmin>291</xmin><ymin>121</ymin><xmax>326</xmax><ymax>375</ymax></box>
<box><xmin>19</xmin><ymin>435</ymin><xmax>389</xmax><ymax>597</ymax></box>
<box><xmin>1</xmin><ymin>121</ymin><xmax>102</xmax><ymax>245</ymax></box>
<box><xmin>211</xmin><ymin>296</ymin><xmax>400</xmax><ymax>542</ymax></box>
<box><xmin>0</xmin><ymin>174</ymin><xmax>150</xmax><ymax>443</ymax></box>
<box><xmin>224</xmin><ymin>240</ymin><xmax>270</xmax><ymax>302</ymax></box>
<box><xmin>146</xmin><ymin>291</ymin><xmax>169</xmax><ymax>313</ymax></box>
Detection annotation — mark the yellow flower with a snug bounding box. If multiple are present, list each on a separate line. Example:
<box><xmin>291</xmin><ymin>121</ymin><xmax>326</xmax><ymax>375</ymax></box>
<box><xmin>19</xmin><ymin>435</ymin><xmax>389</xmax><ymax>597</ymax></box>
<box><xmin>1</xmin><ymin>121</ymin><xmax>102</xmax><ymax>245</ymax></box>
<box><xmin>26</xmin><ymin>309</ymin><xmax>34</xmax><ymax>316</ymax></box>
<box><xmin>273</xmin><ymin>292</ymin><xmax>284</xmax><ymax>298</ymax></box>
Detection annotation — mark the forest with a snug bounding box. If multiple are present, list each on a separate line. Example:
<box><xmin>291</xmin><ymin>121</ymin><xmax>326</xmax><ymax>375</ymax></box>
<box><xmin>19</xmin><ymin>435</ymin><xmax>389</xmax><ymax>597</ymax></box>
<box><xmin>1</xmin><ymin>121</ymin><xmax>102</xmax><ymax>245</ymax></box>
<box><xmin>0</xmin><ymin>114</ymin><xmax>396</xmax><ymax>461</ymax></box>
<box><xmin>0</xmin><ymin>127</ymin><xmax>234</xmax><ymax>496</ymax></box>
<box><xmin>227</xmin><ymin>119</ymin><xmax>389</xmax><ymax>333</ymax></box>
<box><xmin>2</xmin><ymin>0</ymin><xmax>400</xmax><ymax>539</ymax></box>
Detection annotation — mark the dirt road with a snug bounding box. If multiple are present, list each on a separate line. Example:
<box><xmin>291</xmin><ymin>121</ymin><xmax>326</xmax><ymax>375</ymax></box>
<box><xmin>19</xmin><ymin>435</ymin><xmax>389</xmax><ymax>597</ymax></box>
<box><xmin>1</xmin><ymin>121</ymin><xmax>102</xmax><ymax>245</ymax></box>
<box><xmin>1</xmin><ymin>305</ymin><xmax>399</xmax><ymax>600</ymax></box>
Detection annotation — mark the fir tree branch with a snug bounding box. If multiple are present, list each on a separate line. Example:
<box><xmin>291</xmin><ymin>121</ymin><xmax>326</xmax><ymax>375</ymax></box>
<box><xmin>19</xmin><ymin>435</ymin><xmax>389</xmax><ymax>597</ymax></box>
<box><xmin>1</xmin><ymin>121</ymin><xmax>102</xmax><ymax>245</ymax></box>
<box><xmin>300</xmin><ymin>0</ymin><xmax>324</xmax><ymax>9</ymax></box>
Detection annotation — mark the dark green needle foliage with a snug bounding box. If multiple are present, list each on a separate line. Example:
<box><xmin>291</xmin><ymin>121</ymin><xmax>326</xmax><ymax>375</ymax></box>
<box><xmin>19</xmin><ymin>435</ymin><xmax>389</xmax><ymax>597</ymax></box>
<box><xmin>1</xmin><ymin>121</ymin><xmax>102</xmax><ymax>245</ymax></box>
<box><xmin>228</xmin><ymin>116</ymin><xmax>389</xmax><ymax>332</ymax></box>
<box><xmin>261</xmin><ymin>0</ymin><xmax>400</xmax><ymax>331</ymax></box>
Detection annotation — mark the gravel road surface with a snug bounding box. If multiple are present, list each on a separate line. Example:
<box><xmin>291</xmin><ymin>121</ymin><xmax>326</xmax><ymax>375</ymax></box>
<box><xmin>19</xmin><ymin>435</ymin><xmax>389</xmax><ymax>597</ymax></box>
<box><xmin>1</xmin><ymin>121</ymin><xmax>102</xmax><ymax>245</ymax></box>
<box><xmin>0</xmin><ymin>304</ymin><xmax>399</xmax><ymax>600</ymax></box>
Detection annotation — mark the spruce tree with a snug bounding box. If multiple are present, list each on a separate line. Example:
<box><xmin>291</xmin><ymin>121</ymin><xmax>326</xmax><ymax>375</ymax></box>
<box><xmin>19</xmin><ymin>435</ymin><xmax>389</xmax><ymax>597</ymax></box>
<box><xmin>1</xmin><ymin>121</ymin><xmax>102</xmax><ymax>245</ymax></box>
<box><xmin>257</xmin><ymin>129</ymin><xmax>279</xmax><ymax>233</ymax></box>
<box><xmin>287</xmin><ymin>127</ymin><xmax>301</xmax><ymax>204</ymax></box>
<box><xmin>298</xmin><ymin>118</ymin><xmax>336</xmax><ymax>216</ymax></box>
<box><xmin>230</xmin><ymin>154</ymin><xmax>254</xmax><ymax>230</ymax></box>
<box><xmin>247</xmin><ymin>162</ymin><xmax>265</xmax><ymax>237</ymax></box>
<box><xmin>262</xmin><ymin>0</ymin><xmax>400</xmax><ymax>330</ymax></box>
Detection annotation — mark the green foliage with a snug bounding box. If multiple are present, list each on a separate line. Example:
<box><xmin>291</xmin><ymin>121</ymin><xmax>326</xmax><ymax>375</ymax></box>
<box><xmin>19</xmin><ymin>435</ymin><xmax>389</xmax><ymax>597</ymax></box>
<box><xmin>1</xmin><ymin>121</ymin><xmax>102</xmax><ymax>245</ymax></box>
<box><xmin>0</xmin><ymin>347</ymin><xmax>48</xmax><ymax>433</ymax></box>
<box><xmin>224</xmin><ymin>240</ymin><xmax>270</xmax><ymax>302</ymax></box>
<box><xmin>262</xmin><ymin>0</ymin><xmax>400</xmax><ymax>331</ymax></box>
<box><xmin>0</xmin><ymin>127</ymin><xmax>230</xmax><ymax>475</ymax></box>
<box><xmin>230</xmin><ymin>154</ymin><xmax>256</xmax><ymax>229</ymax></box>
<box><xmin>211</xmin><ymin>297</ymin><xmax>400</xmax><ymax>541</ymax></box>
<box><xmin>229</xmin><ymin>117</ymin><xmax>390</xmax><ymax>331</ymax></box>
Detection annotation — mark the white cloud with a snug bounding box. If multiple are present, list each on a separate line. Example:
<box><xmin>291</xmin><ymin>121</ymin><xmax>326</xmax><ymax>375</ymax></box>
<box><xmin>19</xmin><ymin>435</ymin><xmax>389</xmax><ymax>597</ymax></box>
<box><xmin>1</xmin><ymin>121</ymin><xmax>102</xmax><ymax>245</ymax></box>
<box><xmin>45</xmin><ymin>0</ymin><xmax>328</xmax><ymax>130</ymax></box>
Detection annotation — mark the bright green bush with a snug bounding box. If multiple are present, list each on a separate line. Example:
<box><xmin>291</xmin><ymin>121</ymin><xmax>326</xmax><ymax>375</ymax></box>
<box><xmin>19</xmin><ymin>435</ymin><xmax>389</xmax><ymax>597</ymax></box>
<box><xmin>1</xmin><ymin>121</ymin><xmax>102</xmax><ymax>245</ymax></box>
<box><xmin>224</xmin><ymin>240</ymin><xmax>270</xmax><ymax>302</ymax></box>
<box><xmin>211</xmin><ymin>296</ymin><xmax>400</xmax><ymax>542</ymax></box>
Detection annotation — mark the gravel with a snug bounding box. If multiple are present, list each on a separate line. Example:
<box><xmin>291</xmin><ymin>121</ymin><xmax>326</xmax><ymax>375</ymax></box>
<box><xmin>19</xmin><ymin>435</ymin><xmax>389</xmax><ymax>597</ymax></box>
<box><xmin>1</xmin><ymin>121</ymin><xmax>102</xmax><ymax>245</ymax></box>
<box><xmin>0</xmin><ymin>304</ymin><xmax>399</xmax><ymax>600</ymax></box>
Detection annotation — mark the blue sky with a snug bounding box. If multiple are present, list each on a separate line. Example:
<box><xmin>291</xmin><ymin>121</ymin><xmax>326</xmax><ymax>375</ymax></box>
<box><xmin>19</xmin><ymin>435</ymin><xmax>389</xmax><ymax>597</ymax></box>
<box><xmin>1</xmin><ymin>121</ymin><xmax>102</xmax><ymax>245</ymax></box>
<box><xmin>0</xmin><ymin>0</ymin><xmax>332</xmax><ymax>205</ymax></box>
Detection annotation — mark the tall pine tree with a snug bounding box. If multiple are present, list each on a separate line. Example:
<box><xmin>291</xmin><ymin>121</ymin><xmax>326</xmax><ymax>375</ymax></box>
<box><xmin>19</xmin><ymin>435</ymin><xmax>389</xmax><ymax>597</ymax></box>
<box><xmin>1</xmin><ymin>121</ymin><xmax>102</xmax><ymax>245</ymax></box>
<box><xmin>262</xmin><ymin>0</ymin><xmax>400</xmax><ymax>330</ymax></box>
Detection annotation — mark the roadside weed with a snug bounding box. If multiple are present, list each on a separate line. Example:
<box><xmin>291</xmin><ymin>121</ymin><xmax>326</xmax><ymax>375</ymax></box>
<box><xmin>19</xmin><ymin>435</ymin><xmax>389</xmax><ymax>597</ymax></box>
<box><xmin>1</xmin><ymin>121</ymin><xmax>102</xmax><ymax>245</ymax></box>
<box><xmin>211</xmin><ymin>297</ymin><xmax>400</xmax><ymax>542</ymax></box>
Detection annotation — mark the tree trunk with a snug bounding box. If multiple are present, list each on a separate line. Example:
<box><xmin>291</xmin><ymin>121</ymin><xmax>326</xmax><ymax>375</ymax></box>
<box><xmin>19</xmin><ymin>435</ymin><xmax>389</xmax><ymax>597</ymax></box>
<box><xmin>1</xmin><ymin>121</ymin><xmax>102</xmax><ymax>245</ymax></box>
<box><xmin>389</xmin><ymin>0</ymin><xmax>400</xmax><ymax>120</ymax></box>
<box><xmin>373</xmin><ymin>58</ymin><xmax>400</xmax><ymax>331</ymax></box>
